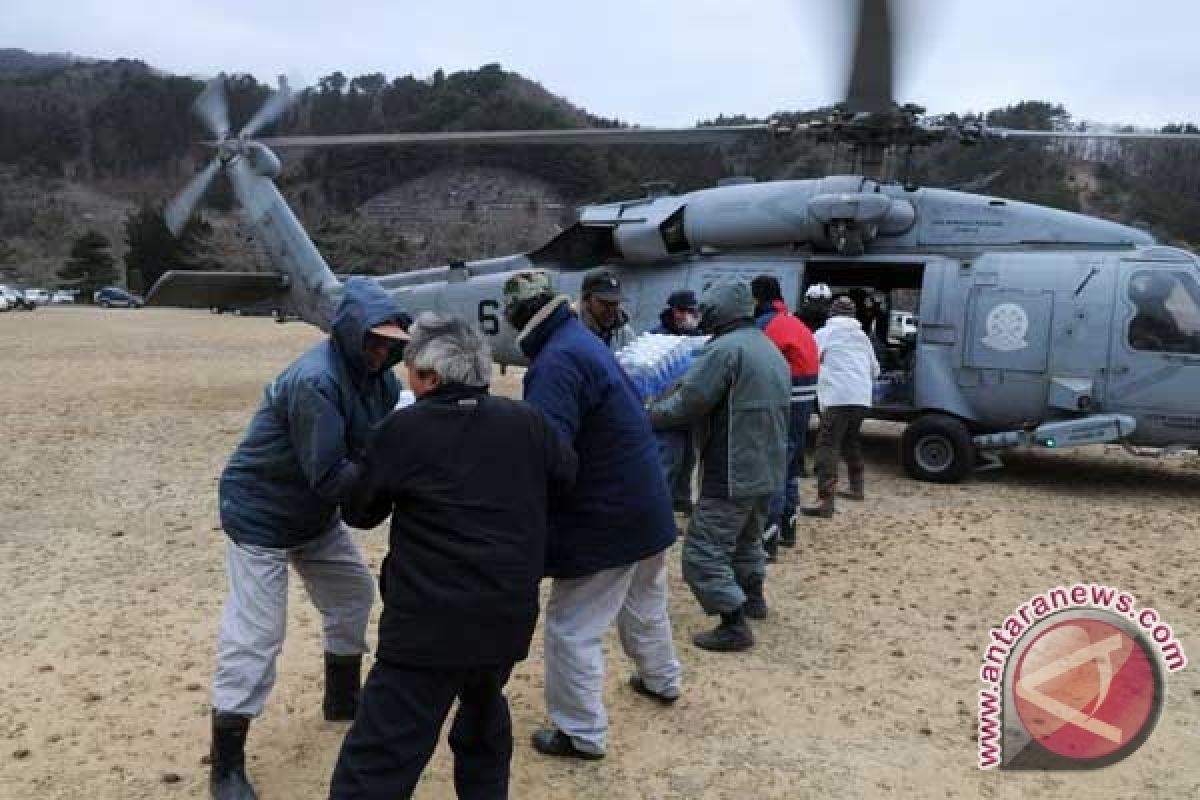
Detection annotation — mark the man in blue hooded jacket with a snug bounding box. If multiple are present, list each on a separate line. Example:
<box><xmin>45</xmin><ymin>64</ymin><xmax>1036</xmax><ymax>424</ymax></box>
<box><xmin>503</xmin><ymin>270</ymin><xmax>682</xmax><ymax>762</ymax></box>
<box><xmin>208</xmin><ymin>277</ymin><xmax>410</xmax><ymax>800</ymax></box>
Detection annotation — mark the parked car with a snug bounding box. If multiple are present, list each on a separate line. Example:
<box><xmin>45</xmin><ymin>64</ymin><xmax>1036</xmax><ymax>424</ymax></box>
<box><xmin>0</xmin><ymin>294</ymin><xmax>9</xmax><ymax>311</ymax></box>
<box><xmin>0</xmin><ymin>286</ymin><xmax>35</xmax><ymax>311</ymax></box>
<box><xmin>23</xmin><ymin>288</ymin><xmax>51</xmax><ymax>306</ymax></box>
<box><xmin>94</xmin><ymin>287</ymin><xmax>144</xmax><ymax>309</ymax></box>
<box><xmin>51</xmin><ymin>290</ymin><xmax>76</xmax><ymax>304</ymax></box>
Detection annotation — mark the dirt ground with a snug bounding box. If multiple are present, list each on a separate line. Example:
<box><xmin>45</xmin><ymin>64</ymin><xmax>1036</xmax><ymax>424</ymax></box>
<box><xmin>1</xmin><ymin>307</ymin><xmax>1197</xmax><ymax>800</ymax></box>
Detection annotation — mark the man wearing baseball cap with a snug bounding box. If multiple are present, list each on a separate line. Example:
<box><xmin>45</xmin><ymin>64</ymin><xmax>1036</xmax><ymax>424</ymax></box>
<box><xmin>207</xmin><ymin>277</ymin><xmax>410</xmax><ymax>800</ymax></box>
<box><xmin>579</xmin><ymin>268</ymin><xmax>637</xmax><ymax>352</ymax></box>
<box><xmin>802</xmin><ymin>295</ymin><xmax>880</xmax><ymax>519</ymax></box>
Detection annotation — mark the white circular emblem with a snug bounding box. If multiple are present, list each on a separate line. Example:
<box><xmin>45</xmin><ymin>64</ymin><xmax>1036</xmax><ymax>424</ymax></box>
<box><xmin>982</xmin><ymin>303</ymin><xmax>1029</xmax><ymax>352</ymax></box>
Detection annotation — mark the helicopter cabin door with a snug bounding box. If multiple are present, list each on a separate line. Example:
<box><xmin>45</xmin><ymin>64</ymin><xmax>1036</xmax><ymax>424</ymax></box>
<box><xmin>1106</xmin><ymin>262</ymin><xmax>1200</xmax><ymax>441</ymax></box>
<box><xmin>962</xmin><ymin>286</ymin><xmax>1055</xmax><ymax>423</ymax></box>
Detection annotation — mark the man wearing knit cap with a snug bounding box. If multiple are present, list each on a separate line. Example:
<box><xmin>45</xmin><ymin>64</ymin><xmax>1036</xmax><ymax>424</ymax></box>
<box><xmin>802</xmin><ymin>295</ymin><xmax>880</xmax><ymax>519</ymax></box>
<box><xmin>502</xmin><ymin>270</ymin><xmax>681</xmax><ymax>761</ymax></box>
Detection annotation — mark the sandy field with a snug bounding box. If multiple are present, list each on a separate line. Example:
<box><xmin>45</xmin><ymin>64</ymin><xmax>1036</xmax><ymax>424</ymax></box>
<box><xmin>1</xmin><ymin>307</ymin><xmax>1197</xmax><ymax>800</ymax></box>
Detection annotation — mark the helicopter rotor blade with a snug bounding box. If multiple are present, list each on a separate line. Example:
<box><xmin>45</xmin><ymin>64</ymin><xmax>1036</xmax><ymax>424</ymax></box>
<box><xmin>844</xmin><ymin>0</ymin><xmax>895</xmax><ymax>113</ymax></box>
<box><xmin>982</xmin><ymin>127</ymin><xmax>1200</xmax><ymax>141</ymax></box>
<box><xmin>240</xmin><ymin>82</ymin><xmax>297</xmax><ymax>139</ymax></box>
<box><xmin>193</xmin><ymin>75</ymin><xmax>231</xmax><ymax>141</ymax></box>
<box><xmin>256</xmin><ymin>124</ymin><xmax>775</xmax><ymax>148</ymax></box>
<box><xmin>165</xmin><ymin>157</ymin><xmax>221</xmax><ymax>237</ymax></box>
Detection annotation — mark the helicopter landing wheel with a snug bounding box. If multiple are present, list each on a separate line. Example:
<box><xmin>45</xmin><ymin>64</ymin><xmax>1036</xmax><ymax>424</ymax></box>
<box><xmin>901</xmin><ymin>413</ymin><xmax>974</xmax><ymax>483</ymax></box>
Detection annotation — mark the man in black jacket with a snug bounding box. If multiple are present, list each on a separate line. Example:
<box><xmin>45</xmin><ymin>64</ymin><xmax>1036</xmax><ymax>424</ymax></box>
<box><xmin>328</xmin><ymin>313</ymin><xmax>577</xmax><ymax>800</ymax></box>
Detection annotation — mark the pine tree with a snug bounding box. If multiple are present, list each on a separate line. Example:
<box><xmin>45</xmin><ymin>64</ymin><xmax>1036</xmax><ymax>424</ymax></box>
<box><xmin>59</xmin><ymin>230</ymin><xmax>117</xmax><ymax>299</ymax></box>
<box><xmin>123</xmin><ymin>202</ymin><xmax>217</xmax><ymax>293</ymax></box>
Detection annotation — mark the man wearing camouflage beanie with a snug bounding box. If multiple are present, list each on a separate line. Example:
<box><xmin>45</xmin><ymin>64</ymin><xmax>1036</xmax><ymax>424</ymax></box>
<box><xmin>502</xmin><ymin>270</ymin><xmax>681</xmax><ymax>761</ymax></box>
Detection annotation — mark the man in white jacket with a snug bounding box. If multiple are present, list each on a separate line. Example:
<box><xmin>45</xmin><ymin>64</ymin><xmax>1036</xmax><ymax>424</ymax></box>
<box><xmin>802</xmin><ymin>295</ymin><xmax>880</xmax><ymax>519</ymax></box>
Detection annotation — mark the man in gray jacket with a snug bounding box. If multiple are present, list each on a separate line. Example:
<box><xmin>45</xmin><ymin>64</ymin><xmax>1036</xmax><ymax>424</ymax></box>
<box><xmin>579</xmin><ymin>269</ymin><xmax>637</xmax><ymax>353</ymax></box>
<box><xmin>647</xmin><ymin>282</ymin><xmax>790</xmax><ymax>652</ymax></box>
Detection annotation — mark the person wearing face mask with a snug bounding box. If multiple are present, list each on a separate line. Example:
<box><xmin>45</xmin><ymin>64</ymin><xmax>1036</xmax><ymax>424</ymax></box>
<box><xmin>647</xmin><ymin>282</ymin><xmax>790</xmax><ymax>653</ymax></box>
<box><xmin>206</xmin><ymin>277</ymin><xmax>411</xmax><ymax>800</ymax></box>
<box><xmin>650</xmin><ymin>290</ymin><xmax>701</xmax><ymax>335</ymax></box>
<box><xmin>650</xmin><ymin>289</ymin><xmax>701</xmax><ymax>513</ymax></box>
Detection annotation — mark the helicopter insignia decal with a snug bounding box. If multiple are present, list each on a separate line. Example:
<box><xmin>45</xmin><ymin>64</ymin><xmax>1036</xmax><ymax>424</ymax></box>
<box><xmin>982</xmin><ymin>303</ymin><xmax>1030</xmax><ymax>352</ymax></box>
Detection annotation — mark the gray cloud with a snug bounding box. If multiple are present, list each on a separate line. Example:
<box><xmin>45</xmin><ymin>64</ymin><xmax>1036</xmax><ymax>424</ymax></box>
<box><xmin>6</xmin><ymin>0</ymin><xmax>1199</xmax><ymax>127</ymax></box>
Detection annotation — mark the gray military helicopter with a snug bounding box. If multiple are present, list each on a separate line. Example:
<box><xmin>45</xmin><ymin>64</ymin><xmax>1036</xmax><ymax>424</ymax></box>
<box><xmin>150</xmin><ymin>0</ymin><xmax>1200</xmax><ymax>483</ymax></box>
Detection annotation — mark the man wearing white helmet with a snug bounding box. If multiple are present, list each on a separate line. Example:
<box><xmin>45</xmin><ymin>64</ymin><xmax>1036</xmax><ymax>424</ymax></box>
<box><xmin>798</xmin><ymin>283</ymin><xmax>833</xmax><ymax>333</ymax></box>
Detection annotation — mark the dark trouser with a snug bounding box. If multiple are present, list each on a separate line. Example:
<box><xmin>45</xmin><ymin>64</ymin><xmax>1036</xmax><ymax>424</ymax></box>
<box><xmin>656</xmin><ymin>430</ymin><xmax>695</xmax><ymax>512</ymax></box>
<box><xmin>683</xmin><ymin>495</ymin><xmax>770</xmax><ymax>615</ymax></box>
<box><xmin>329</xmin><ymin>660</ymin><xmax>514</xmax><ymax>800</ymax></box>
<box><xmin>767</xmin><ymin>399</ymin><xmax>815</xmax><ymax>526</ymax></box>
<box><xmin>814</xmin><ymin>406</ymin><xmax>869</xmax><ymax>497</ymax></box>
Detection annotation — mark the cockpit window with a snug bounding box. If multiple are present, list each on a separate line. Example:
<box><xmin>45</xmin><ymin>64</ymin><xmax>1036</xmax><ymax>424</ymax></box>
<box><xmin>1127</xmin><ymin>270</ymin><xmax>1200</xmax><ymax>354</ymax></box>
<box><xmin>659</xmin><ymin>208</ymin><xmax>689</xmax><ymax>254</ymax></box>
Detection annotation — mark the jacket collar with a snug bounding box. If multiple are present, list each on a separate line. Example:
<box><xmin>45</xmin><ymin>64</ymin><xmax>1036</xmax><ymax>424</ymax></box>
<box><xmin>709</xmin><ymin>317</ymin><xmax>754</xmax><ymax>340</ymax></box>
<box><xmin>517</xmin><ymin>295</ymin><xmax>573</xmax><ymax>359</ymax></box>
<box><xmin>826</xmin><ymin>315</ymin><xmax>862</xmax><ymax>330</ymax></box>
<box><xmin>416</xmin><ymin>382</ymin><xmax>490</xmax><ymax>405</ymax></box>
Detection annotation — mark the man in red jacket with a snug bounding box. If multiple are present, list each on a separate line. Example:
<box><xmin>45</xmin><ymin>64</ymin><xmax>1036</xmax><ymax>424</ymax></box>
<box><xmin>751</xmin><ymin>275</ymin><xmax>819</xmax><ymax>556</ymax></box>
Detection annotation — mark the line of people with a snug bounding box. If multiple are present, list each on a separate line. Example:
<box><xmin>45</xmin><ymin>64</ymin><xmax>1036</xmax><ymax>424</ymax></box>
<box><xmin>203</xmin><ymin>268</ymin><xmax>880</xmax><ymax>799</ymax></box>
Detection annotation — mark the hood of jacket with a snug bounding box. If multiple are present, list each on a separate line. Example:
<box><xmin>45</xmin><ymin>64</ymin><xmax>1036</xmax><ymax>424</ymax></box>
<box><xmin>331</xmin><ymin>277</ymin><xmax>407</xmax><ymax>379</ymax></box>
<box><xmin>700</xmin><ymin>281</ymin><xmax>755</xmax><ymax>335</ymax></box>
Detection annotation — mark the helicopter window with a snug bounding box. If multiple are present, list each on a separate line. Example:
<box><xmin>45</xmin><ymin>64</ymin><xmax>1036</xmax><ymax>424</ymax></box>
<box><xmin>1127</xmin><ymin>271</ymin><xmax>1200</xmax><ymax>354</ymax></box>
<box><xmin>659</xmin><ymin>208</ymin><xmax>690</xmax><ymax>254</ymax></box>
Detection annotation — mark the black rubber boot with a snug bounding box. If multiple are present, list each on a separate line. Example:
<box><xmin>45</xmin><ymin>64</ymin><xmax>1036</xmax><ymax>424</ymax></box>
<box><xmin>837</xmin><ymin>473</ymin><xmax>865</xmax><ymax>502</ymax></box>
<box><xmin>693</xmin><ymin>608</ymin><xmax>754</xmax><ymax>652</ymax></box>
<box><xmin>210</xmin><ymin>711</ymin><xmax>257</xmax><ymax>800</ymax></box>
<box><xmin>780</xmin><ymin>514</ymin><xmax>797</xmax><ymax>548</ymax></box>
<box><xmin>741</xmin><ymin>578</ymin><xmax>768</xmax><ymax>620</ymax></box>
<box><xmin>323</xmin><ymin>653</ymin><xmax>362</xmax><ymax>722</ymax></box>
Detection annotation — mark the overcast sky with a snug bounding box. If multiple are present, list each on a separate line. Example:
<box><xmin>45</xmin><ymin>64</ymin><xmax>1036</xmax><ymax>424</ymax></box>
<box><xmin>7</xmin><ymin>0</ymin><xmax>1199</xmax><ymax>128</ymax></box>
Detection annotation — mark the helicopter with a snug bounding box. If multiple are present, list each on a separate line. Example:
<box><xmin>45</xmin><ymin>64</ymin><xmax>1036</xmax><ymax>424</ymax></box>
<box><xmin>148</xmin><ymin>0</ymin><xmax>1200</xmax><ymax>483</ymax></box>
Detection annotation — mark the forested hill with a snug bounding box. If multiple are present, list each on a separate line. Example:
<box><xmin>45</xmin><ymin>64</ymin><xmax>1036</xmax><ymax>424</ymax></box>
<box><xmin>0</xmin><ymin>50</ymin><xmax>1198</xmax><ymax>285</ymax></box>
